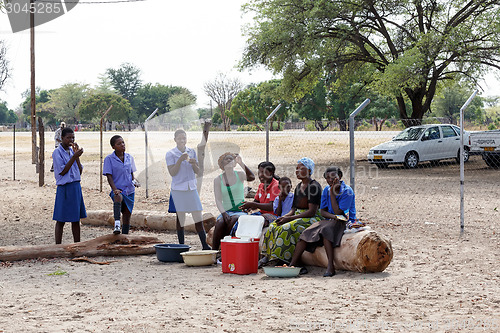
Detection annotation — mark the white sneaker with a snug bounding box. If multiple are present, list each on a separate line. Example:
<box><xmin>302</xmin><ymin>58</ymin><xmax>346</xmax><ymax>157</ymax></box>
<box><xmin>113</xmin><ymin>225</ymin><xmax>121</xmax><ymax>235</ymax></box>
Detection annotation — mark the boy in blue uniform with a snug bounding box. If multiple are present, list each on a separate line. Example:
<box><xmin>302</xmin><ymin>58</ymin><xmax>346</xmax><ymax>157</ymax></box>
<box><xmin>103</xmin><ymin>135</ymin><xmax>139</xmax><ymax>234</ymax></box>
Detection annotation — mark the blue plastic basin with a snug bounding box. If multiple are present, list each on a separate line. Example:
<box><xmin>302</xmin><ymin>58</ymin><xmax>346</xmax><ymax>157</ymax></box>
<box><xmin>154</xmin><ymin>244</ymin><xmax>191</xmax><ymax>262</ymax></box>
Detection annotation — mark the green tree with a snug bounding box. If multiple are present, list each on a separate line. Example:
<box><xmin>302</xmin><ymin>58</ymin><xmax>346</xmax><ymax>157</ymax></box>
<box><xmin>431</xmin><ymin>82</ymin><xmax>484</xmax><ymax>124</ymax></box>
<box><xmin>21</xmin><ymin>88</ymin><xmax>53</xmax><ymax>124</ymax></box>
<box><xmin>0</xmin><ymin>100</ymin><xmax>17</xmax><ymax>123</ymax></box>
<box><xmin>135</xmin><ymin>83</ymin><xmax>194</xmax><ymax>121</ymax></box>
<box><xmin>164</xmin><ymin>92</ymin><xmax>198</xmax><ymax>126</ymax></box>
<box><xmin>241</xmin><ymin>0</ymin><xmax>500</xmax><ymax>127</ymax></box>
<box><xmin>106</xmin><ymin>63</ymin><xmax>142</xmax><ymax>128</ymax></box>
<box><xmin>78</xmin><ymin>93</ymin><xmax>132</xmax><ymax>124</ymax></box>
<box><xmin>39</xmin><ymin>83</ymin><xmax>89</xmax><ymax>124</ymax></box>
<box><xmin>230</xmin><ymin>80</ymin><xmax>288</xmax><ymax>130</ymax></box>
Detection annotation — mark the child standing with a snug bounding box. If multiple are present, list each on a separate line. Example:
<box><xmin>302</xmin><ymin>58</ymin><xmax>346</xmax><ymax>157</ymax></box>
<box><xmin>103</xmin><ymin>135</ymin><xmax>139</xmax><ymax>235</ymax></box>
<box><xmin>52</xmin><ymin>127</ymin><xmax>86</xmax><ymax>244</ymax></box>
<box><xmin>166</xmin><ymin>129</ymin><xmax>210</xmax><ymax>250</ymax></box>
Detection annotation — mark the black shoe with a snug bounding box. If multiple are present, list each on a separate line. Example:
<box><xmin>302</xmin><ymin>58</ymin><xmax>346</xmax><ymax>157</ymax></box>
<box><xmin>258</xmin><ymin>256</ymin><xmax>269</xmax><ymax>268</ymax></box>
<box><xmin>323</xmin><ymin>271</ymin><xmax>336</xmax><ymax>277</ymax></box>
<box><xmin>299</xmin><ymin>267</ymin><xmax>308</xmax><ymax>275</ymax></box>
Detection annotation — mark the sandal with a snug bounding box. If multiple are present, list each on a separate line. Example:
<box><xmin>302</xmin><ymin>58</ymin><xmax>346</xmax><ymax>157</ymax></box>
<box><xmin>299</xmin><ymin>267</ymin><xmax>308</xmax><ymax>275</ymax></box>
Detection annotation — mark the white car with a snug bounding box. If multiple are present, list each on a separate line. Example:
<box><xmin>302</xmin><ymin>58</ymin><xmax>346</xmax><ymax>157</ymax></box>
<box><xmin>367</xmin><ymin>124</ymin><xmax>470</xmax><ymax>168</ymax></box>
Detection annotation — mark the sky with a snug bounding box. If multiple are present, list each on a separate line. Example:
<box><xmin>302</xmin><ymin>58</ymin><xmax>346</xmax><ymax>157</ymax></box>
<box><xmin>0</xmin><ymin>0</ymin><xmax>499</xmax><ymax>112</ymax></box>
<box><xmin>0</xmin><ymin>0</ymin><xmax>275</xmax><ymax>111</ymax></box>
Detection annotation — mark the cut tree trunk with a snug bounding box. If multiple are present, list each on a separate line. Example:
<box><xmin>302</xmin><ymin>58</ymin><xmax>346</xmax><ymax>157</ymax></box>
<box><xmin>0</xmin><ymin>234</ymin><xmax>162</xmax><ymax>262</ymax></box>
<box><xmin>82</xmin><ymin>210</ymin><xmax>216</xmax><ymax>232</ymax></box>
<box><xmin>206</xmin><ymin>227</ymin><xmax>393</xmax><ymax>273</ymax></box>
<box><xmin>197</xmin><ymin>120</ymin><xmax>211</xmax><ymax>194</ymax></box>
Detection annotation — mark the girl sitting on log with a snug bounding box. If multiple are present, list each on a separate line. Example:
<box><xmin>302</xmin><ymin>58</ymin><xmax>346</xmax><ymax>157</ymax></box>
<box><xmin>290</xmin><ymin>166</ymin><xmax>356</xmax><ymax>277</ymax></box>
<box><xmin>52</xmin><ymin>127</ymin><xmax>86</xmax><ymax>244</ymax></box>
<box><xmin>212</xmin><ymin>152</ymin><xmax>255</xmax><ymax>250</ymax></box>
<box><xmin>239</xmin><ymin>161</ymin><xmax>281</xmax><ymax>226</ymax></box>
<box><xmin>260</xmin><ymin>157</ymin><xmax>322</xmax><ymax>266</ymax></box>
<box><xmin>103</xmin><ymin>135</ymin><xmax>140</xmax><ymax>235</ymax></box>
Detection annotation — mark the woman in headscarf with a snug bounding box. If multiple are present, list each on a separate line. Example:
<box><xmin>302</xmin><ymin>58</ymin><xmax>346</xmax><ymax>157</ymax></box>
<box><xmin>260</xmin><ymin>157</ymin><xmax>322</xmax><ymax>267</ymax></box>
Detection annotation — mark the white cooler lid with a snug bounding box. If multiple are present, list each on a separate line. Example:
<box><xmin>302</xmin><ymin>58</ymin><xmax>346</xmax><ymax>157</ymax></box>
<box><xmin>235</xmin><ymin>215</ymin><xmax>265</xmax><ymax>239</ymax></box>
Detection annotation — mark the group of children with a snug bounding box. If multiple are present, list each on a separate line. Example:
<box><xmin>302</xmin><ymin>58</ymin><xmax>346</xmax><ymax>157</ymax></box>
<box><xmin>51</xmin><ymin>128</ymin><xmax>209</xmax><ymax>249</ymax></box>
<box><xmin>52</xmin><ymin>128</ymin><xmax>361</xmax><ymax>276</ymax></box>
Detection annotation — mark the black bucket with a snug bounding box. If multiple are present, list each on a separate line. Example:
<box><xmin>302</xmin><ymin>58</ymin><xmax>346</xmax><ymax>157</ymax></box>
<box><xmin>154</xmin><ymin>244</ymin><xmax>191</xmax><ymax>262</ymax></box>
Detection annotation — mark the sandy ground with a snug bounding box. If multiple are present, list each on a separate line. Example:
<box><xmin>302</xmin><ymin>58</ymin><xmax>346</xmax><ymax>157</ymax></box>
<box><xmin>0</xmin><ymin>131</ymin><xmax>499</xmax><ymax>333</ymax></box>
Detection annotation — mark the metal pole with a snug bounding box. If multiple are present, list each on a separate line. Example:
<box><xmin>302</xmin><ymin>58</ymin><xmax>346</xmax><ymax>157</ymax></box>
<box><xmin>349</xmin><ymin>99</ymin><xmax>371</xmax><ymax>192</ymax></box>
<box><xmin>38</xmin><ymin>117</ymin><xmax>44</xmax><ymax>187</ymax></box>
<box><xmin>265</xmin><ymin>104</ymin><xmax>282</xmax><ymax>162</ymax></box>
<box><xmin>145</xmin><ymin>108</ymin><xmax>158</xmax><ymax>198</ymax></box>
<box><xmin>99</xmin><ymin>105</ymin><xmax>113</xmax><ymax>192</ymax></box>
<box><xmin>13</xmin><ymin>124</ymin><xmax>15</xmax><ymax>180</ymax></box>
<box><xmin>459</xmin><ymin>89</ymin><xmax>478</xmax><ymax>233</ymax></box>
<box><xmin>30</xmin><ymin>0</ymin><xmax>36</xmax><ymax>165</ymax></box>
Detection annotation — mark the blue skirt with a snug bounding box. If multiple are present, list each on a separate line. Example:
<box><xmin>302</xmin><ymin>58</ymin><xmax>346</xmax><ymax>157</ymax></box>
<box><xmin>110</xmin><ymin>191</ymin><xmax>135</xmax><ymax>213</ymax></box>
<box><xmin>53</xmin><ymin>181</ymin><xmax>87</xmax><ymax>222</ymax></box>
<box><xmin>168</xmin><ymin>189</ymin><xmax>202</xmax><ymax>213</ymax></box>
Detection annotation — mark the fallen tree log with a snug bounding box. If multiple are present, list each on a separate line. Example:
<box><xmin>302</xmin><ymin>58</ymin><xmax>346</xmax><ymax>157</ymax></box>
<box><xmin>0</xmin><ymin>234</ymin><xmax>162</xmax><ymax>262</ymax></box>
<box><xmin>301</xmin><ymin>230</ymin><xmax>393</xmax><ymax>273</ymax></box>
<box><xmin>82</xmin><ymin>210</ymin><xmax>216</xmax><ymax>233</ymax></box>
<box><xmin>206</xmin><ymin>227</ymin><xmax>393</xmax><ymax>273</ymax></box>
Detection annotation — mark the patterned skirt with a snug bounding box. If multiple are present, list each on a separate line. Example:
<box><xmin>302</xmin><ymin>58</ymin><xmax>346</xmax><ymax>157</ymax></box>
<box><xmin>261</xmin><ymin>208</ymin><xmax>322</xmax><ymax>263</ymax></box>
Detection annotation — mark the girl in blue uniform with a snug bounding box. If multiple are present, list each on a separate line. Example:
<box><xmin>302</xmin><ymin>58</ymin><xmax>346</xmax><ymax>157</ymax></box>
<box><xmin>103</xmin><ymin>135</ymin><xmax>139</xmax><ymax>234</ymax></box>
<box><xmin>52</xmin><ymin>127</ymin><xmax>86</xmax><ymax>244</ymax></box>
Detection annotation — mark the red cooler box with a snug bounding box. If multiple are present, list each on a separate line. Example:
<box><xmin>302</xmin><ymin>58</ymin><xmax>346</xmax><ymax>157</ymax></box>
<box><xmin>221</xmin><ymin>215</ymin><xmax>265</xmax><ymax>275</ymax></box>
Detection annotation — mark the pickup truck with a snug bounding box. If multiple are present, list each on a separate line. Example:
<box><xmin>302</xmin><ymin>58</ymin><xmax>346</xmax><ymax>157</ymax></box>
<box><xmin>469</xmin><ymin>129</ymin><xmax>500</xmax><ymax>168</ymax></box>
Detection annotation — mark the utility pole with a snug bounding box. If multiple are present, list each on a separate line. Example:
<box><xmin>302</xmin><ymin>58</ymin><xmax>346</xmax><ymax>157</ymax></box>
<box><xmin>30</xmin><ymin>0</ymin><xmax>37</xmax><ymax>164</ymax></box>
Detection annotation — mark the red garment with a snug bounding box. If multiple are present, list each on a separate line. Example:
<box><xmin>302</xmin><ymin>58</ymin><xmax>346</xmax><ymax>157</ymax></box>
<box><xmin>254</xmin><ymin>178</ymin><xmax>280</xmax><ymax>215</ymax></box>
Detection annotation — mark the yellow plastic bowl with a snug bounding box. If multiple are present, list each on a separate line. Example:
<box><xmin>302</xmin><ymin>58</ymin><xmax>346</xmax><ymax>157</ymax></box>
<box><xmin>181</xmin><ymin>250</ymin><xmax>218</xmax><ymax>266</ymax></box>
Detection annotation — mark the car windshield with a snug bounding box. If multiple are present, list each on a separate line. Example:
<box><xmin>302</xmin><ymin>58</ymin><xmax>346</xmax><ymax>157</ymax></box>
<box><xmin>393</xmin><ymin>127</ymin><xmax>424</xmax><ymax>141</ymax></box>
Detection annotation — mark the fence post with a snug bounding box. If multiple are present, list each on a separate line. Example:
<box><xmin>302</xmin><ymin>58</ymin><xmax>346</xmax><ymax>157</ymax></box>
<box><xmin>459</xmin><ymin>90</ymin><xmax>478</xmax><ymax>233</ymax></box>
<box><xmin>99</xmin><ymin>105</ymin><xmax>113</xmax><ymax>192</ymax></box>
<box><xmin>38</xmin><ymin>117</ymin><xmax>45</xmax><ymax>186</ymax></box>
<box><xmin>13</xmin><ymin>124</ymin><xmax>16</xmax><ymax>180</ymax></box>
<box><xmin>145</xmin><ymin>108</ymin><xmax>159</xmax><ymax>199</ymax></box>
<box><xmin>349</xmin><ymin>99</ymin><xmax>371</xmax><ymax>192</ymax></box>
<box><xmin>265</xmin><ymin>104</ymin><xmax>282</xmax><ymax>162</ymax></box>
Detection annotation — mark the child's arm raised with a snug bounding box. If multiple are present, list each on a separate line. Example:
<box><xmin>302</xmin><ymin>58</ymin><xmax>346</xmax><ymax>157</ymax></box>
<box><xmin>167</xmin><ymin>152</ymin><xmax>189</xmax><ymax>176</ymax></box>
<box><xmin>235</xmin><ymin>154</ymin><xmax>255</xmax><ymax>182</ymax></box>
<box><xmin>59</xmin><ymin>144</ymin><xmax>83</xmax><ymax>176</ymax></box>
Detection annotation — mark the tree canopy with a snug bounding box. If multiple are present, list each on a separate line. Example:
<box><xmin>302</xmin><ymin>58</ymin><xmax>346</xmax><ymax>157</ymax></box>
<box><xmin>241</xmin><ymin>0</ymin><xmax>500</xmax><ymax>126</ymax></box>
<box><xmin>0</xmin><ymin>40</ymin><xmax>9</xmax><ymax>92</ymax></box>
<box><xmin>78</xmin><ymin>93</ymin><xmax>132</xmax><ymax>124</ymax></box>
<box><xmin>0</xmin><ymin>100</ymin><xmax>16</xmax><ymax>123</ymax></box>
<box><xmin>204</xmin><ymin>73</ymin><xmax>243</xmax><ymax>130</ymax></box>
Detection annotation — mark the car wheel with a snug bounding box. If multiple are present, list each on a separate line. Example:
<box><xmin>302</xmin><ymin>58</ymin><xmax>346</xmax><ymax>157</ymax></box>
<box><xmin>484</xmin><ymin>155</ymin><xmax>500</xmax><ymax>168</ymax></box>
<box><xmin>404</xmin><ymin>151</ymin><xmax>419</xmax><ymax>168</ymax></box>
<box><xmin>375</xmin><ymin>163</ymin><xmax>388</xmax><ymax>169</ymax></box>
<box><xmin>456</xmin><ymin>147</ymin><xmax>470</xmax><ymax>163</ymax></box>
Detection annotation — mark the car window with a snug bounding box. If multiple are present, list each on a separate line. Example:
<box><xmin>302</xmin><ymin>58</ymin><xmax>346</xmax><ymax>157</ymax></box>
<box><xmin>393</xmin><ymin>127</ymin><xmax>425</xmax><ymax>141</ymax></box>
<box><xmin>442</xmin><ymin>126</ymin><xmax>457</xmax><ymax>138</ymax></box>
<box><xmin>423</xmin><ymin>126</ymin><xmax>440</xmax><ymax>140</ymax></box>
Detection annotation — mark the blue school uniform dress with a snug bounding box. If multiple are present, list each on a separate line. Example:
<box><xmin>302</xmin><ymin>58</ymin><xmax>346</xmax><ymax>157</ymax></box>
<box><xmin>320</xmin><ymin>181</ymin><xmax>357</xmax><ymax>223</ymax></box>
<box><xmin>52</xmin><ymin>145</ymin><xmax>87</xmax><ymax>222</ymax></box>
<box><xmin>103</xmin><ymin>152</ymin><xmax>137</xmax><ymax>213</ymax></box>
<box><xmin>165</xmin><ymin>146</ymin><xmax>203</xmax><ymax>213</ymax></box>
<box><xmin>272</xmin><ymin>192</ymin><xmax>294</xmax><ymax>217</ymax></box>
<box><xmin>298</xmin><ymin>180</ymin><xmax>356</xmax><ymax>252</ymax></box>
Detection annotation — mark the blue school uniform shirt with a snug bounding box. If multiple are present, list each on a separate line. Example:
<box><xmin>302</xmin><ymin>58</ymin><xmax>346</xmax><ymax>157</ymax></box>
<box><xmin>103</xmin><ymin>152</ymin><xmax>137</xmax><ymax>196</ymax></box>
<box><xmin>52</xmin><ymin>145</ymin><xmax>82</xmax><ymax>185</ymax></box>
<box><xmin>272</xmin><ymin>192</ymin><xmax>294</xmax><ymax>217</ymax></box>
<box><xmin>165</xmin><ymin>147</ymin><xmax>198</xmax><ymax>191</ymax></box>
<box><xmin>320</xmin><ymin>181</ymin><xmax>357</xmax><ymax>222</ymax></box>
